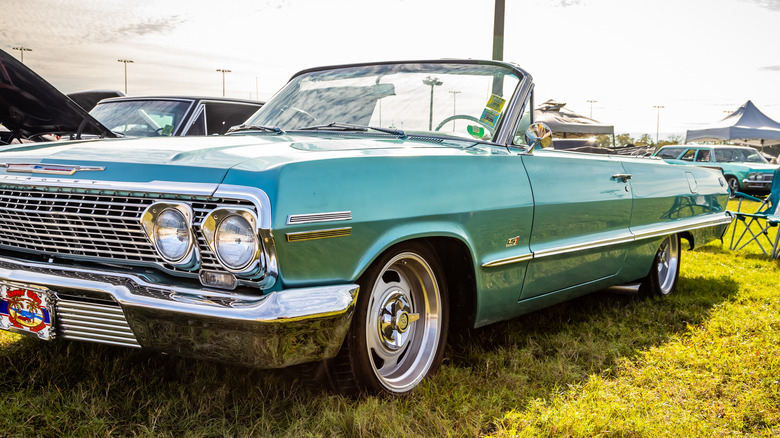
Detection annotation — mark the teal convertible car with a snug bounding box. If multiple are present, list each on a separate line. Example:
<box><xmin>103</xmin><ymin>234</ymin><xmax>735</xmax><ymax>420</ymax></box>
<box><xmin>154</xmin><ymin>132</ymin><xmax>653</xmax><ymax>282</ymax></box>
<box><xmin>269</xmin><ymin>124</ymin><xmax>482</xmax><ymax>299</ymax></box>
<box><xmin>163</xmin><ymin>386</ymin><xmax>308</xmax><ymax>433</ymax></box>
<box><xmin>0</xmin><ymin>59</ymin><xmax>730</xmax><ymax>394</ymax></box>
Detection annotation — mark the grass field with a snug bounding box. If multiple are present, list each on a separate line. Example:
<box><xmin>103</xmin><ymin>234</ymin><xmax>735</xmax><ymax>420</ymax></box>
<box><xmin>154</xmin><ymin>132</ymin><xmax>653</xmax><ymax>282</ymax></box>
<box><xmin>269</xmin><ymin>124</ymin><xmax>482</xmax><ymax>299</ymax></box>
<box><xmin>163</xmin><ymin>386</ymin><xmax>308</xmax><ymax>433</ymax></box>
<box><xmin>1</xmin><ymin>200</ymin><xmax>778</xmax><ymax>437</ymax></box>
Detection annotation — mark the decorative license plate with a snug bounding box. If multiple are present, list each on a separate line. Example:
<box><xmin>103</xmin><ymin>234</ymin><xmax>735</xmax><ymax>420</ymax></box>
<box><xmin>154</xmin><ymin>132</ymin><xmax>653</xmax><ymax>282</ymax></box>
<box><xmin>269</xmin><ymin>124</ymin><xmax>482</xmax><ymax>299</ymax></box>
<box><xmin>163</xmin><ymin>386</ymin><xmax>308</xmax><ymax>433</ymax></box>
<box><xmin>0</xmin><ymin>283</ymin><xmax>55</xmax><ymax>340</ymax></box>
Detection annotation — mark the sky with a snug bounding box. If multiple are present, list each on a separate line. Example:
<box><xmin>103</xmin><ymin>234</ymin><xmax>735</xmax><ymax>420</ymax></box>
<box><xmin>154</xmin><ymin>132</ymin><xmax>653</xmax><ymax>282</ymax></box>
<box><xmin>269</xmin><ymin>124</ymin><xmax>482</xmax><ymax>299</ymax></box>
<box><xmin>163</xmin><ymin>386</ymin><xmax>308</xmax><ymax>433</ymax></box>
<box><xmin>2</xmin><ymin>0</ymin><xmax>780</xmax><ymax>138</ymax></box>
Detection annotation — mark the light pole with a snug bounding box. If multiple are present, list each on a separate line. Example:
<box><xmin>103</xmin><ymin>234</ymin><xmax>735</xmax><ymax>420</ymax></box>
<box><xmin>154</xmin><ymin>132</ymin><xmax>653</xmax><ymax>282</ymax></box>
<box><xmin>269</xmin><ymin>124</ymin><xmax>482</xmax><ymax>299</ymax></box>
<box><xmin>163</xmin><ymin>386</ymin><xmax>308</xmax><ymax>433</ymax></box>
<box><xmin>423</xmin><ymin>76</ymin><xmax>443</xmax><ymax>131</ymax></box>
<box><xmin>448</xmin><ymin>90</ymin><xmax>461</xmax><ymax>131</ymax></box>
<box><xmin>12</xmin><ymin>46</ymin><xmax>32</xmax><ymax>64</ymax></box>
<box><xmin>653</xmin><ymin>105</ymin><xmax>665</xmax><ymax>147</ymax></box>
<box><xmin>216</xmin><ymin>69</ymin><xmax>231</xmax><ymax>97</ymax></box>
<box><xmin>117</xmin><ymin>59</ymin><xmax>133</xmax><ymax>94</ymax></box>
<box><xmin>587</xmin><ymin>100</ymin><xmax>597</xmax><ymax>118</ymax></box>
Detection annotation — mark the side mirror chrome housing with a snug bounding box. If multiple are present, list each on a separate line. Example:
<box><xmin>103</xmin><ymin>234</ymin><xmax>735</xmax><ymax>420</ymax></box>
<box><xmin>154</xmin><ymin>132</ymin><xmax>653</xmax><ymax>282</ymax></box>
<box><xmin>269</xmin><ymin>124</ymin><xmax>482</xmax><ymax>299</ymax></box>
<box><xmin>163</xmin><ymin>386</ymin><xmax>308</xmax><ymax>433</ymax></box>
<box><xmin>525</xmin><ymin>122</ymin><xmax>553</xmax><ymax>152</ymax></box>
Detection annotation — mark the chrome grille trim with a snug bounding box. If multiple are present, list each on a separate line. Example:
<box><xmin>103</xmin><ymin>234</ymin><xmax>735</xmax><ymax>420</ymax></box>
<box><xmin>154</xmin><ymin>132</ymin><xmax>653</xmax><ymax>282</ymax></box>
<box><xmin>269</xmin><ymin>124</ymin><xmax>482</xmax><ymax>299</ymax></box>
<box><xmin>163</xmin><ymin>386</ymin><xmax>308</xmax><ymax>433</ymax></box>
<box><xmin>0</xmin><ymin>178</ymin><xmax>278</xmax><ymax>290</ymax></box>
<box><xmin>0</xmin><ymin>184</ymin><xmax>254</xmax><ymax>270</ymax></box>
<box><xmin>55</xmin><ymin>298</ymin><xmax>141</xmax><ymax>348</ymax></box>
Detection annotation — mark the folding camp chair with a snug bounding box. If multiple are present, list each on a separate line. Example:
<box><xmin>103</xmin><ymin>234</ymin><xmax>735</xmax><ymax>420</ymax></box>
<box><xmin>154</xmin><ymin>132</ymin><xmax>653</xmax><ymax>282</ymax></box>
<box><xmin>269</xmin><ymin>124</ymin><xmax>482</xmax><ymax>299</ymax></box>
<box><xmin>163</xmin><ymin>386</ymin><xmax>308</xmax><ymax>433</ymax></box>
<box><xmin>729</xmin><ymin>166</ymin><xmax>780</xmax><ymax>258</ymax></box>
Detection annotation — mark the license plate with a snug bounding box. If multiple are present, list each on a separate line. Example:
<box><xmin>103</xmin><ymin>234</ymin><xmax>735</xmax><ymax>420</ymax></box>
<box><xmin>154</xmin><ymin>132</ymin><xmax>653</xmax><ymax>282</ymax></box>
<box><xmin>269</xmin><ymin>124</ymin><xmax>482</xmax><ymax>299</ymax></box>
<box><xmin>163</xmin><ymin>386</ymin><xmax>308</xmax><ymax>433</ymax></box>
<box><xmin>0</xmin><ymin>283</ymin><xmax>55</xmax><ymax>340</ymax></box>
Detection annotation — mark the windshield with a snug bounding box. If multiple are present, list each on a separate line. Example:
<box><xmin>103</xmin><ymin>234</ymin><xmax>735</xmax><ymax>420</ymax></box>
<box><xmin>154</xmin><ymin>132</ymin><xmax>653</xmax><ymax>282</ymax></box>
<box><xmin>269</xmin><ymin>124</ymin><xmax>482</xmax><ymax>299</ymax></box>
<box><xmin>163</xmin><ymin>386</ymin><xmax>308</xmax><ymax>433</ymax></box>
<box><xmin>90</xmin><ymin>100</ymin><xmax>192</xmax><ymax>137</ymax></box>
<box><xmin>244</xmin><ymin>62</ymin><xmax>522</xmax><ymax>142</ymax></box>
<box><xmin>713</xmin><ymin>147</ymin><xmax>768</xmax><ymax>163</ymax></box>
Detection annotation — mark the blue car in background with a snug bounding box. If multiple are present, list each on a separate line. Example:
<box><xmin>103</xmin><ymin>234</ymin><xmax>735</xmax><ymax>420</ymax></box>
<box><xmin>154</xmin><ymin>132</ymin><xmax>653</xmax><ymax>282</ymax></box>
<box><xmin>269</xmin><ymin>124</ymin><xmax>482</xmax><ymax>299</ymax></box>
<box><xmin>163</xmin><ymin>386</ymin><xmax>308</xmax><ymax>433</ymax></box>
<box><xmin>654</xmin><ymin>144</ymin><xmax>777</xmax><ymax>195</ymax></box>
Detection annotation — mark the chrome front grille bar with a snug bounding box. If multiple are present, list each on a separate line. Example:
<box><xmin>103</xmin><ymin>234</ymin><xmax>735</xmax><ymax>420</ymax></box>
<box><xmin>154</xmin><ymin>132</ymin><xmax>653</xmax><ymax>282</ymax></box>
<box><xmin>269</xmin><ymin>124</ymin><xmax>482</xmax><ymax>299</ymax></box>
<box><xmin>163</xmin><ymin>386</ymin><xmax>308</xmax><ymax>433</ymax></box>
<box><xmin>55</xmin><ymin>297</ymin><xmax>141</xmax><ymax>348</ymax></box>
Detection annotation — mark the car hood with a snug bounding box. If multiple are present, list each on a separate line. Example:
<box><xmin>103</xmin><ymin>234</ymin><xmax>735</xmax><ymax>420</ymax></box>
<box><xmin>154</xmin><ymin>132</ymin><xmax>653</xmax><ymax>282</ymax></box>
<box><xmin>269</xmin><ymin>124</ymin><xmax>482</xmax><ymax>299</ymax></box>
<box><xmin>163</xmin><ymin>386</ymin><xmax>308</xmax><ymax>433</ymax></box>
<box><xmin>0</xmin><ymin>133</ymin><xmax>474</xmax><ymax>185</ymax></box>
<box><xmin>0</xmin><ymin>49</ymin><xmax>114</xmax><ymax>142</ymax></box>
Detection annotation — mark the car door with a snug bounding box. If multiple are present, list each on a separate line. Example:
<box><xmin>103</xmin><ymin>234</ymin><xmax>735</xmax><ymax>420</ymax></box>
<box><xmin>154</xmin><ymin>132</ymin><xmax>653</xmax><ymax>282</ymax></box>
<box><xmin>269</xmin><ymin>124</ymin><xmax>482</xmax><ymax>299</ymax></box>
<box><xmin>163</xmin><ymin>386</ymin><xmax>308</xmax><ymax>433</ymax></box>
<box><xmin>519</xmin><ymin>151</ymin><xmax>633</xmax><ymax>299</ymax></box>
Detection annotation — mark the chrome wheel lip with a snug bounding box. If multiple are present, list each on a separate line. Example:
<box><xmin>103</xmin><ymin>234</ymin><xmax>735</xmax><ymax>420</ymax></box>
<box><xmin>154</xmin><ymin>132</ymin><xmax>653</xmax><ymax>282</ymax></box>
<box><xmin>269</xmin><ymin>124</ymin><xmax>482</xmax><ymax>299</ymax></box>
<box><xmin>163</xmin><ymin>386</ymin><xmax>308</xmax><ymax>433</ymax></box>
<box><xmin>365</xmin><ymin>252</ymin><xmax>442</xmax><ymax>393</ymax></box>
<box><xmin>656</xmin><ymin>235</ymin><xmax>680</xmax><ymax>295</ymax></box>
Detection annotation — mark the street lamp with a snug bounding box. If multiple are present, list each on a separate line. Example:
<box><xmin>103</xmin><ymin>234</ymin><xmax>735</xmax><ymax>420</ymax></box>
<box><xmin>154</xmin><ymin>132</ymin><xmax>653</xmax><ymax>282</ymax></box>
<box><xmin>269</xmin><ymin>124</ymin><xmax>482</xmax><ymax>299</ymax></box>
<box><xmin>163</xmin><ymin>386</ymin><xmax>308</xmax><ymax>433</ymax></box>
<box><xmin>216</xmin><ymin>69</ymin><xmax>232</xmax><ymax>97</ymax></box>
<box><xmin>448</xmin><ymin>90</ymin><xmax>461</xmax><ymax>131</ymax></box>
<box><xmin>12</xmin><ymin>46</ymin><xmax>32</xmax><ymax>64</ymax></box>
<box><xmin>587</xmin><ymin>100</ymin><xmax>597</xmax><ymax>118</ymax></box>
<box><xmin>117</xmin><ymin>59</ymin><xmax>134</xmax><ymax>94</ymax></box>
<box><xmin>423</xmin><ymin>76</ymin><xmax>443</xmax><ymax>131</ymax></box>
<box><xmin>653</xmin><ymin>105</ymin><xmax>665</xmax><ymax>147</ymax></box>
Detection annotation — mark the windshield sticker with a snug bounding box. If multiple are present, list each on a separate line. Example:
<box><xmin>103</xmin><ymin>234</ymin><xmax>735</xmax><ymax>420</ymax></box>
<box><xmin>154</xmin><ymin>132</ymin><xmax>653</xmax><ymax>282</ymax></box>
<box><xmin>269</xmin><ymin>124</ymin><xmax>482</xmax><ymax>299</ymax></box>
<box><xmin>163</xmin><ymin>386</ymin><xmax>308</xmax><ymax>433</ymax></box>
<box><xmin>467</xmin><ymin>125</ymin><xmax>485</xmax><ymax>139</ymax></box>
<box><xmin>486</xmin><ymin>94</ymin><xmax>506</xmax><ymax>112</ymax></box>
<box><xmin>480</xmin><ymin>108</ymin><xmax>500</xmax><ymax>128</ymax></box>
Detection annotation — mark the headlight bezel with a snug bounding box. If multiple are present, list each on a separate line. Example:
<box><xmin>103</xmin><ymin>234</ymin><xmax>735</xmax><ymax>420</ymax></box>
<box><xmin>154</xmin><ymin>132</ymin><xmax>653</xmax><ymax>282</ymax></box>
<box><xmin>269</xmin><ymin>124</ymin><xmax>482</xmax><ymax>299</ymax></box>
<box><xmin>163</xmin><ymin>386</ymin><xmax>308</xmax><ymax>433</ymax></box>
<box><xmin>202</xmin><ymin>207</ymin><xmax>264</xmax><ymax>276</ymax></box>
<box><xmin>140</xmin><ymin>202</ymin><xmax>198</xmax><ymax>269</ymax></box>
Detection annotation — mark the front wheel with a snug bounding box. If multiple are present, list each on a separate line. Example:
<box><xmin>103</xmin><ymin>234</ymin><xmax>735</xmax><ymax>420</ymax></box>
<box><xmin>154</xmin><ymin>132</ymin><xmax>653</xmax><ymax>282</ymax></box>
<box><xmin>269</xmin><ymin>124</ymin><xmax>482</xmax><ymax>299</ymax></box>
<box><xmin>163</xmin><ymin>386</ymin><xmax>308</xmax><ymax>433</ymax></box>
<box><xmin>325</xmin><ymin>242</ymin><xmax>448</xmax><ymax>394</ymax></box>
<box><xmin>640</xmin><ymin>234</ymin><xmax>680</xmax><ymax>297</ymax></box>
<box><xmin>726</xmin><ymin>176</ymin><xmax>739</xmax><ymax>197</ymax></box>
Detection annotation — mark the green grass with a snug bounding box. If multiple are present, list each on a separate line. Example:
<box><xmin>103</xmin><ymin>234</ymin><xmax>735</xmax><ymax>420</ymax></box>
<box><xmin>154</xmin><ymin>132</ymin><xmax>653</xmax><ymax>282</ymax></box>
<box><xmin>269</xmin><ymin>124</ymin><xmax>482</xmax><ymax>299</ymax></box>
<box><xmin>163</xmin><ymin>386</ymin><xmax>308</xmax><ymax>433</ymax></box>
<box><xmin>1</xmin><ymin>200</ymin><xmax>779</xmax><ymax>437</ymax></box>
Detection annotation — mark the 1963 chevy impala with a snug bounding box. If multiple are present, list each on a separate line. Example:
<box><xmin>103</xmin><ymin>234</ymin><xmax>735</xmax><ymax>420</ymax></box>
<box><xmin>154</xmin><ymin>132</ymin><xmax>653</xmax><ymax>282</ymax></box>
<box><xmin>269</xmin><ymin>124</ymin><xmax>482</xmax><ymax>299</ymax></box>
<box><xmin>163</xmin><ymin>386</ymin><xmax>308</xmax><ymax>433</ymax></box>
<box><xmin>0</xmin><ymin>60</ymin><xmax>730</xmax><ymax>394</ymax></box>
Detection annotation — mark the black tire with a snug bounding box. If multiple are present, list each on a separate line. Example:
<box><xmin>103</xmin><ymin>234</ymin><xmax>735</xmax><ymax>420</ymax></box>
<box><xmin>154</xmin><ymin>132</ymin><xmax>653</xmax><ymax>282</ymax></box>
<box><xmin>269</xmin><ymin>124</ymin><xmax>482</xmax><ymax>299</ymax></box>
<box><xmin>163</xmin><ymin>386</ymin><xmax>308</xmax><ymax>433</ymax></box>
<box><xmin>640</xmin><ymin>234</ymin><xmax>681</xmax><ymax>297</ymax></box>
<box><xmin>726</xmin><ymin>176</ymin><xmax>739</xmax><ymax>197</ymax></box>
<box><xmin>321</xmin><ymin>241</ymin><xmax>449</xmax><ymax>394</ymax></box>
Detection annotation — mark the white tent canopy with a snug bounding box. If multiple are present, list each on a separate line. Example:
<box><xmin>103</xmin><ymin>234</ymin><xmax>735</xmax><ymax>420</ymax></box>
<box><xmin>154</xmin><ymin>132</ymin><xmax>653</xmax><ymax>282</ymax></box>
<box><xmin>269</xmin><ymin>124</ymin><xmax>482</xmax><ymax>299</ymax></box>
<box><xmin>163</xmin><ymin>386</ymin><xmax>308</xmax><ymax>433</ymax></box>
<box><xmin>685</xmin><ymin>100</ymin><xmax>780</xmax><ymax>147</ymax></box>
<box><xmin>534</xmin><ymin>99</ymin><xmax>614</xmax><ymax>138</ymax></box>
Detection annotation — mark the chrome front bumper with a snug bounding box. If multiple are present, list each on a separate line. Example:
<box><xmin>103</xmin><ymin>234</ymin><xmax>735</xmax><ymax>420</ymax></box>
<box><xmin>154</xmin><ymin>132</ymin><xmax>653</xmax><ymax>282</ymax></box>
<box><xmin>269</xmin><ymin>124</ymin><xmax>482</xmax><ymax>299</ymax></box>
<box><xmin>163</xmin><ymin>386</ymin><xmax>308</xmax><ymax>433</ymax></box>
<box><xmin>0</xmin><ymin>255</ymin><xmax>358</xmax><ymax>368</ymax></box>
<box><xmin>742</xmin><ymin>178</ymin><xmax>772</xmax><ymax>191</ymax></box>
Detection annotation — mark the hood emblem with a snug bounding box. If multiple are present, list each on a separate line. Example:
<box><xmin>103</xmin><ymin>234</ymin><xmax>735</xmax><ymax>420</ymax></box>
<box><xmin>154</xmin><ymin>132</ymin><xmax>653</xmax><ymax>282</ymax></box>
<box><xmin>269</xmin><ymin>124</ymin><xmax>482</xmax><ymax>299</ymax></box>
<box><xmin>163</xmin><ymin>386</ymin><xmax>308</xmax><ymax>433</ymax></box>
<box><xmin>0</xmin><ymin>163</ymin><xmax>105</xmax><ymax>175</ymax></box>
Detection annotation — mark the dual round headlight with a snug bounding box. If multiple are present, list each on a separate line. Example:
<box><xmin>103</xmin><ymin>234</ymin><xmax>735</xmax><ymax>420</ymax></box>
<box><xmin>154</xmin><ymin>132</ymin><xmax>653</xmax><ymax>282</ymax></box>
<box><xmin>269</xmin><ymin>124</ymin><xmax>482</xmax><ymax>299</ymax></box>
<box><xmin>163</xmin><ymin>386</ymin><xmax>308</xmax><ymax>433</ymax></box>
<box><xmin>141</xmin><ymin>203</ymin><xmax>262</xmax><ymax>275</ymax></box>
<box><xmin>141</xmin><ymin>203</ymin><xmax>196</xmax><ymax>266</ymax></box>
<box><xmin>213</xmin><ymin>214</ymin><xmax>257</xmax><ymax>270</ymax></box>
<box><xmin>202</xmin><ymin>208</ymin><xmax>262</xmax><ymax>274</ymax></box>
<box><xmin>154</xmin><ymin>208</ymin><xmax>191</xmax><ymax>262</ymax></box>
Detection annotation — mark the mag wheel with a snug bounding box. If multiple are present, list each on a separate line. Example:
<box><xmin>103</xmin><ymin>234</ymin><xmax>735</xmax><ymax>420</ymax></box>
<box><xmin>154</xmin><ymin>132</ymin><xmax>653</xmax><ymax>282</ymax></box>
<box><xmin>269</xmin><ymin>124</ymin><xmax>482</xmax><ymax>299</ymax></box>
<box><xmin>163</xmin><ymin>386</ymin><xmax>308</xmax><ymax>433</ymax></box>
<box><xmin>328</xmin><ymin>242</ymin><xmax>448</xmax><ymax>394</ymax></box>
<box><xmin>640</xmin><ymin>234</ymin><xmax>680</xmax><ymax>297</ymax></box>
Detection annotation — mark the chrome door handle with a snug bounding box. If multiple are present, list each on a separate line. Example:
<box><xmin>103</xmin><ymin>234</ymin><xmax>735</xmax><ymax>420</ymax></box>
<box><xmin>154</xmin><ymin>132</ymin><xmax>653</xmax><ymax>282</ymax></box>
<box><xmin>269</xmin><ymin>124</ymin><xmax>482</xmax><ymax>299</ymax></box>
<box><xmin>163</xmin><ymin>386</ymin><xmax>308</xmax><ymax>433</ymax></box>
<box><xmin>612</xmin><ymin>173</ymin><xmax>632</xmax><ymax>182</ymax></box>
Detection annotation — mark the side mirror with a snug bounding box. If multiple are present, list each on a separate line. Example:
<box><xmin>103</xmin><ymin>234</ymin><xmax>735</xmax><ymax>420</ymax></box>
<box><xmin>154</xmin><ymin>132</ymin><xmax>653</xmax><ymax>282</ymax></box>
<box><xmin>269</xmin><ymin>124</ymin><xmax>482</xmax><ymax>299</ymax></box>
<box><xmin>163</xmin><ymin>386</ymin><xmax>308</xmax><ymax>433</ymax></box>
<box><xmin>524</xmin><ymin>122</ymin><xmax>553</xmax><ymax>151</ymax></box>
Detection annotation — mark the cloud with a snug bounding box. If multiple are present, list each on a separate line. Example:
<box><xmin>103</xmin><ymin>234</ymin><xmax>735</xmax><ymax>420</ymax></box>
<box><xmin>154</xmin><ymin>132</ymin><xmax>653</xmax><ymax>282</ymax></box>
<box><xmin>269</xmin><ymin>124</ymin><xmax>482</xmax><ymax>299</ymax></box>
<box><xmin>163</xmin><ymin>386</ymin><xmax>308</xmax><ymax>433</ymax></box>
<box><xmin>114</xmin><ymin>16</ymin><xmax>188</xmax><ymax>39</ymax></box>
<box><xmin>740</xmin><ymin>0</ymin><xmax>780</xmax><ymax>10</ymax></box>
<box><xmin>761</xmin><ymin>66</ymin><xmax>780</xmax><ymax>71</ymax></box>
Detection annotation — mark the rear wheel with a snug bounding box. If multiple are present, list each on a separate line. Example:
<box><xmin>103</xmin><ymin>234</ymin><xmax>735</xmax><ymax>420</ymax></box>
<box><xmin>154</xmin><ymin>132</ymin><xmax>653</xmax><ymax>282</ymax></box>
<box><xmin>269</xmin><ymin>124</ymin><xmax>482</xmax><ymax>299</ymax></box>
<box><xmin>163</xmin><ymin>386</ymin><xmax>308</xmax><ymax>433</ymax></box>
<box><xmin>324</xmin><ymin>242</ymin><xmax>448</xmax><ymax>394</ymax></box>
<box><xmin>640</xmin><ymin>234</ymin><xmax>680</xmax><ymax>297</ymax></box>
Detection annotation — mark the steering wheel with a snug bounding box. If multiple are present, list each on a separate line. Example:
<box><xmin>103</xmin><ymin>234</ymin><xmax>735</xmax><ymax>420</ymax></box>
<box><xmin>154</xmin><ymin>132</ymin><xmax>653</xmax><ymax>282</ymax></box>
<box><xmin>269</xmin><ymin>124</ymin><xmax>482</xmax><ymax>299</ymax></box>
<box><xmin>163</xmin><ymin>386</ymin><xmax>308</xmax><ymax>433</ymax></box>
<box><xmin>434</xmin><ymin>114</ymin><xmax>495</xmax><ymax>138</ymax></box>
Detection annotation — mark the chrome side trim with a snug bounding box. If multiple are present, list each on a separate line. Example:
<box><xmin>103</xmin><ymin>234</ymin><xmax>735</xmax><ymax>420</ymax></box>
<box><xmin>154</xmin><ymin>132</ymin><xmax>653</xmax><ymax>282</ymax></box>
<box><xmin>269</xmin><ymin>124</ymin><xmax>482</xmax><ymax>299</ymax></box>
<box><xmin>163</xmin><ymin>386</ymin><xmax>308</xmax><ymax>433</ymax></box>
<box><xmin>533</xmin><ymin>233</ymin><xmax>636</xmax><ymax>259</ymax></box>
<box><xmin>287</xmin><ymin>227</ymin><xmax>352</xmax><ymax>242</ymax></box>
<box><xmin>631</xmin><ymin>215</ymin><xmax>733</xmax><ymax>241</ymax></box>
<box><xmin>287</xmin><ymin>211</ymin><xmax>352</xmax><ymax>225</ymax></box>
<box><xmin>481</xmin><ymin>253</ymin><xmax>533</xmax><ymax>268</ymax></box>
<box><xmin>481</xmin><ymin>213</ymin><xmax>731</xmax><ymax>268</ymax></box>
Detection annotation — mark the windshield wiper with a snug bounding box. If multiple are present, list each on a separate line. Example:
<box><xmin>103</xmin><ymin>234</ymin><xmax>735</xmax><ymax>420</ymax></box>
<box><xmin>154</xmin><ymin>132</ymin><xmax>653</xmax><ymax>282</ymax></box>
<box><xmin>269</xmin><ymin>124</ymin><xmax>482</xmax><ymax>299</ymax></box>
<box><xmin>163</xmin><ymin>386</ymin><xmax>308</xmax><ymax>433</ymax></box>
<box><xmin>227</xmin><ymin>124</ymin><xmax>285</xmax><ymax>134</ymax></box>
<box><xmin>297</xmin><ymin>122</ymin><xmax>406</xmax><ymax>137</ymax></box>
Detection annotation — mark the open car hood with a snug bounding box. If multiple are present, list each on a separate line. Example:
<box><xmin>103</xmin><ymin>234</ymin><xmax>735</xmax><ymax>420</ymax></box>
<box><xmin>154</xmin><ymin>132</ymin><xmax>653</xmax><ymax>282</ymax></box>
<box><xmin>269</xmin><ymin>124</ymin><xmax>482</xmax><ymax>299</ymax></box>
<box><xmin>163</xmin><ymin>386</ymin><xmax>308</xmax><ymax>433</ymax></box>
<box><xmin>0</xmin><ymin>49</ymin><xmax>115</xmax><ymax>144</ymax></box>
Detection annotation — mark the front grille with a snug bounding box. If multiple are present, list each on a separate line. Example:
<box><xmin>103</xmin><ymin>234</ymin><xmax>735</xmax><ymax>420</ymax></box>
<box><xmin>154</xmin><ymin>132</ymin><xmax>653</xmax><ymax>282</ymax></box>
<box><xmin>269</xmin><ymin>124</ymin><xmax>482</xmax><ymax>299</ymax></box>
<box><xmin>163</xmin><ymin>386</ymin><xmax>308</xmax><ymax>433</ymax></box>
<box><xmin>55</xmin><ymin>296</ymin><xmax>140</xmax><ymax>348</ymax></box>
<box><xmin>0</xmin><ymin>184</ymin><xmax>255</xmax><ymax>275</ymax></box>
